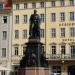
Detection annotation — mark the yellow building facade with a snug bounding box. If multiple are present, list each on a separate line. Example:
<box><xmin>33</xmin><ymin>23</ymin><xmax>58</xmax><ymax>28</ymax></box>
<box><xmin>12</xmin><ymin>0</ymin><xmax>75</xmax><ymax>75</ymax></box>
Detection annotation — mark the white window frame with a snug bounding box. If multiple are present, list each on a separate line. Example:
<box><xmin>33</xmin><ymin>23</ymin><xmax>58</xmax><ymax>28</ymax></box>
<box><xmin>23</xmin><ymin>30</ymin><xmax>27</xmax><ymax>39</ymax></box>
<box><xmin>15</xmin><ymin>30</ymin><xmax>19</xmax><ymax>39</ymax></box>
<box><xmin>70</xmin><ymin>27</ymin><xmax>75</xmax><ymax>37</ymax></box>
<box><xmin>51</xmin><ymin>13</ymin><xmax>56</xmax><ymax>22</ymax></box>
<box><xmin>61</xmin><ymin>28</ymin><xmax>65</xmax><ymax>37</ymax></box>
<box><xmin>23</xmin><ymin>15</ymin><xmax>27</xmax><ymax>24</ymax></box>
<box><xmin>70</xmin><ymin>12</ymin><xmax>74</xmax><ymax>21</ymax></box>
<box><xmin>32</xmin><ymin>2</ymin><xmax>36</xmax><ymax>8</ymax></box>
<box><xmin>14</xmin><ymin>47</ymin><xmax>19</xmax><ymax>56</ymax></box>
<box><xmin>2</xmin><ymin>16</ymin><xmax>7</xmax><ymax>24</ymax></box>
<box><xmin>2</xmin><ymin>48</ymin><xmax>6</xmax><ymax>57</ymax></box>
<box><xmin>2</xmin><ymin>31</ymin><xmax>7</xmax><ymax>40</ymax></box>
<box><xmin>16</xmin><ymin>4</ymin><xmax>19</xmax><ymax>10</ymax></box>
<box><xmin>40</xmin><ymin>29</ymin><xmax>44</xmax><ymax>38</ymax></box>
<box><xmin>0</xmin><ymin>3</ymin><xmax>3</xmax><ymax>9</ymax></box>
<box><xmin>40</xmin><ymin>2</ymin><xmax>45</xmax><ymax>8</ymax></box>
<box><xmin>60</xmin><ymin>12</ymin><xmax>65</xmax><ymax>22</ymax></box>
<box><xmin>60</xmin><ymin>0</ymin><xmax>65</xmax><ymax>6</ymax></box>
<box><xmin>51</xmin><ymin>45</ymin><xmax>56</xmax><ymax>54</ymax></box>
<box><xmin>24</xmin><ymin>3</ymin><xmax>28</xmax><ymax>9</ymax></box>
<box><xmin>69</xmin><ymin>0</ymin><xmax>74</xmax><ymax>6</ymax></box>
<box><xmin>51</xmin><ymin>1</ymin><xmax>56</xmax><ymax>7</ymax></box>
<box><xmin>40</xmin><ymin>14</ymin><xmax>44</xmax><ymax>22</ymax></box>
<box><xmin>15</xmin><ymin>15</ymin><xmax>19</xmax><ymax>24</ymax></box>
<box><xmin>51</xmin><ymin>28</ymin><xmax>56</xmax><ymax>37</ymax></box>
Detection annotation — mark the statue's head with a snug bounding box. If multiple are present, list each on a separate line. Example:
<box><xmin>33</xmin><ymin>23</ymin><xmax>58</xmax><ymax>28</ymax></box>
<box><xmin>34</xmin><ymin>10</ymin><xmax>37</xmax><ymax>14</ymax></box>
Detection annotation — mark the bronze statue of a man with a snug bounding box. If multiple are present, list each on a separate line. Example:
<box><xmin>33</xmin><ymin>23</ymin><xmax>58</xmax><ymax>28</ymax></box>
<box><xmin>29</xmin><ymin>10</ymin><xmax>41</xmax><ymax>38</ymax></box>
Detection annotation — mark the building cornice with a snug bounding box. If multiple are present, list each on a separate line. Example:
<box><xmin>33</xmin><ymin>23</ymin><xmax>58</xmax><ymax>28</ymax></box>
<box><xmin>12</xmin><ymin>0</ymin><xmax>59</xmax><ymax>3</ymax></box>
<box><xmin>0</xmin><ymin>9</ymin><xmax>11</xmax><ymax>14</ymax></box>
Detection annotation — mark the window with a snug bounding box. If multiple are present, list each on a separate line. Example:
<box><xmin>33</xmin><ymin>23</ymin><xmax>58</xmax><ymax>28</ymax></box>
<box><xmin>51</xmin><ymin>13</ymin><xmax>56</xmax><ymax>22</ymax></box>
<box><xmin>40</xmin><ymin>29</ymin><xmax>44</xmax><ymax>38</ymax></box>
<box><xmin>70</xmin><ymin>28</ymin><xmax>75</xmax><ymax>37</ymax></box>
<box><xmin>15</xmin><ymin>30</ymin><xmax>19</xmax><ymax>39</ymax></box>
<box><xmin>51</xmin><ymin>28</ymin><xmax>56</xmax><ymax>37</ymax></box>
<box><xmin>51</xmin><ymin>45</ymin><xmax>56</xmax><ymax>54</ymax></box>
<box><xmin>70</xmin><ymin>12</ymin><xmax>74</xmax><ymax>21</ymax></box>
<box><xmin>14</xmin><ymin>65</ymin><xmax>18</xmax><ymax>75</ymax></box>
<box><xmin>51</xmin><ymin>1</ymin><xmax>55</xmax><ymax>7</ymax></box>
<box><xmin>2</xmin><ymin>48</ymin><xmax>6</xmax><ymax>57</ymax></box>
<box><xmin>16</xmin><ymin>4</ymin><xmax>19</xmax><ymax>9</ymax></box>
<box><xmin>2</xmin><ymin>31</ymin><xmax>7</xmax><ymax>40</ymax></box>
<box><xmin>24</xmin><ymin>3</ymin><xmax>28</xmax><ymax>9</ymax></box>
<box><xmin>42</xmin><ymin>45</ymin><xmax>45</xmax><ymax>54</ymax></box>
<box><xmin>61</xmin><ymin>45</ymin><xmax>65</xmax><ymax>54</ymax></box>
<box><xmin>23</xmin><ymin>46</ymin><xmax>26</xmax><ymax>55</ymax></box>
<box><xmin>0</xmin><ymin>4</ymin><xmax>3</xmax><ymax>9</ymax></box>
<box><xmin>60</xmin><ymin>12</ymin><xmax>65</xmax><ymax>21</ymax></box>
<box><xmin>14</xmin><ymin>65</ymin><xmax>19</xmax><ymax>70</ymax></box>
<box><xmin>23</xmin><ymin>30</ymin><xmax>27</xmax><ymax>39</ymax></box>
<box><xmin>60</xmin><ymin>0</ymin><xmax>65</xmax><ymax>6</ymax></box>
<box><xmin>15</xmin><ymin>15</ymin><xmax>19</xmax><ymax>24</ymax></box>
<box><xmin>40</xmin><ymin>14</ymin><xmax>44</xmax><ymax>22</ymax></box>
<box><xmin>61</xmin><ymin>28</ymin><xmax>65</xmax><ymax>37</ymax></box>
<box><xmin>70</xmin><ymin>0</ymin><xmax>74</xmax><ymax>6</ymax></box>
<box><xmin>52</xmin><ymin>66</ymin><xmax>61</xmax><ymax>75</ymax></box>
<box><xmin>32</xmin><ymin>2</ymin><xmax>36</xmax><ymax>8</ymax></box>
<box><xmin>23</xmin><ymin>15</ymin><xmax>27</xmax><ymax>24</ymax></box>
<box><xmin>2</xmin><ymin>16</ymin><xmax>7</xmax><ymax>23</ymax></box>
<box><xmin>15</xmin><ymin>47</ymin><xmax>18</xmax><ymax>55</ymax></box>
<box><xmin>40</xmin><ymin>2</ymin><xmax>45</xmax><ymax>8</ymax></box>
<box><xmin>1</xmin><ymin>71</ymin><xmax>6</xmax><ymax>75</ymax></box>
<box><xmin>71</xmin><ymin>45</ymin><xmax>75</xmax><ymax>58</ymax></box>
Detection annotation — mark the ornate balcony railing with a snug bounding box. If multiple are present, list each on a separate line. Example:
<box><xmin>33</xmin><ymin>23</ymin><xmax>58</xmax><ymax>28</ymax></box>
<box><xmin>11</xmin><ymin>54</ymin><xmax>75</xmax><ymax>60</ymax></box>
<box><xmin>71</xmin><ymin>54</ymin><xmax>75</xmax><ymax>59</ymax></box>
<box><xmin>11</xmin><ymin>55</ymin><xmax>23</xmax><ymax>60</ymax></box>
<box><xmin>61</xmin><ymin>54</ymin><xmax>70</xmax><ymax>59</ymax></box>
<box><xmin>47</xmin><ymin>54</ymin><xmax>75</xmax><ymax>60</ymax></box>
<box><xmin>50</xmin><ymin>54</ymin><xmax>60</xmax><ymax>59</ymax></box>
<box><xmin>0</xmin><ymin>57</ymin><xmax>7</xmax><ymax>61</ymax></box>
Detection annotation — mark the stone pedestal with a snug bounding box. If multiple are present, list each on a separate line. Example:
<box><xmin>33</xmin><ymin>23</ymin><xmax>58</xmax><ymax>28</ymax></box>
<box><xmin>19</xmin><ymin>67</ymin><xmax>49</xmax><ymax>75</ymax></box>
<box><xmin>20</xmin><ymin>38</ymin><xmax>48</xmax><ymax>68</ymax></box>
<box><xmin>19</xmin><ymin>38</ymin><xmax>48</xmax><ymax>75</ymax></box>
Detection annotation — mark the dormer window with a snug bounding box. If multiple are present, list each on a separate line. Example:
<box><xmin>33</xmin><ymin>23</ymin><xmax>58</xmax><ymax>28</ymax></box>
<box><xmin>0</xmin><ymin>3</ymin><xmax>3</xmax><ymax>9</ymax></box>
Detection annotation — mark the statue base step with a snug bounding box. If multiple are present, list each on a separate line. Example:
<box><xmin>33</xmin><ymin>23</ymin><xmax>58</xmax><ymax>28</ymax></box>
<box><xmin>19</xmin><ymin>67</ymin><xmax>49</xmax><ymax>75</ymax></box>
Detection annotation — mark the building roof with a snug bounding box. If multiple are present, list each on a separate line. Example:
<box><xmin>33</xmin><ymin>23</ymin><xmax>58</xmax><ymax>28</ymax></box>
<box><xmin>4</xmin><ymin>0</ymin><xmax>12</xmax><ymax>9</ymax></box>
<box><xmin>0</xmin><ymin>0</ymin><xmax>12</xmax><ymax>9</ymax></box>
